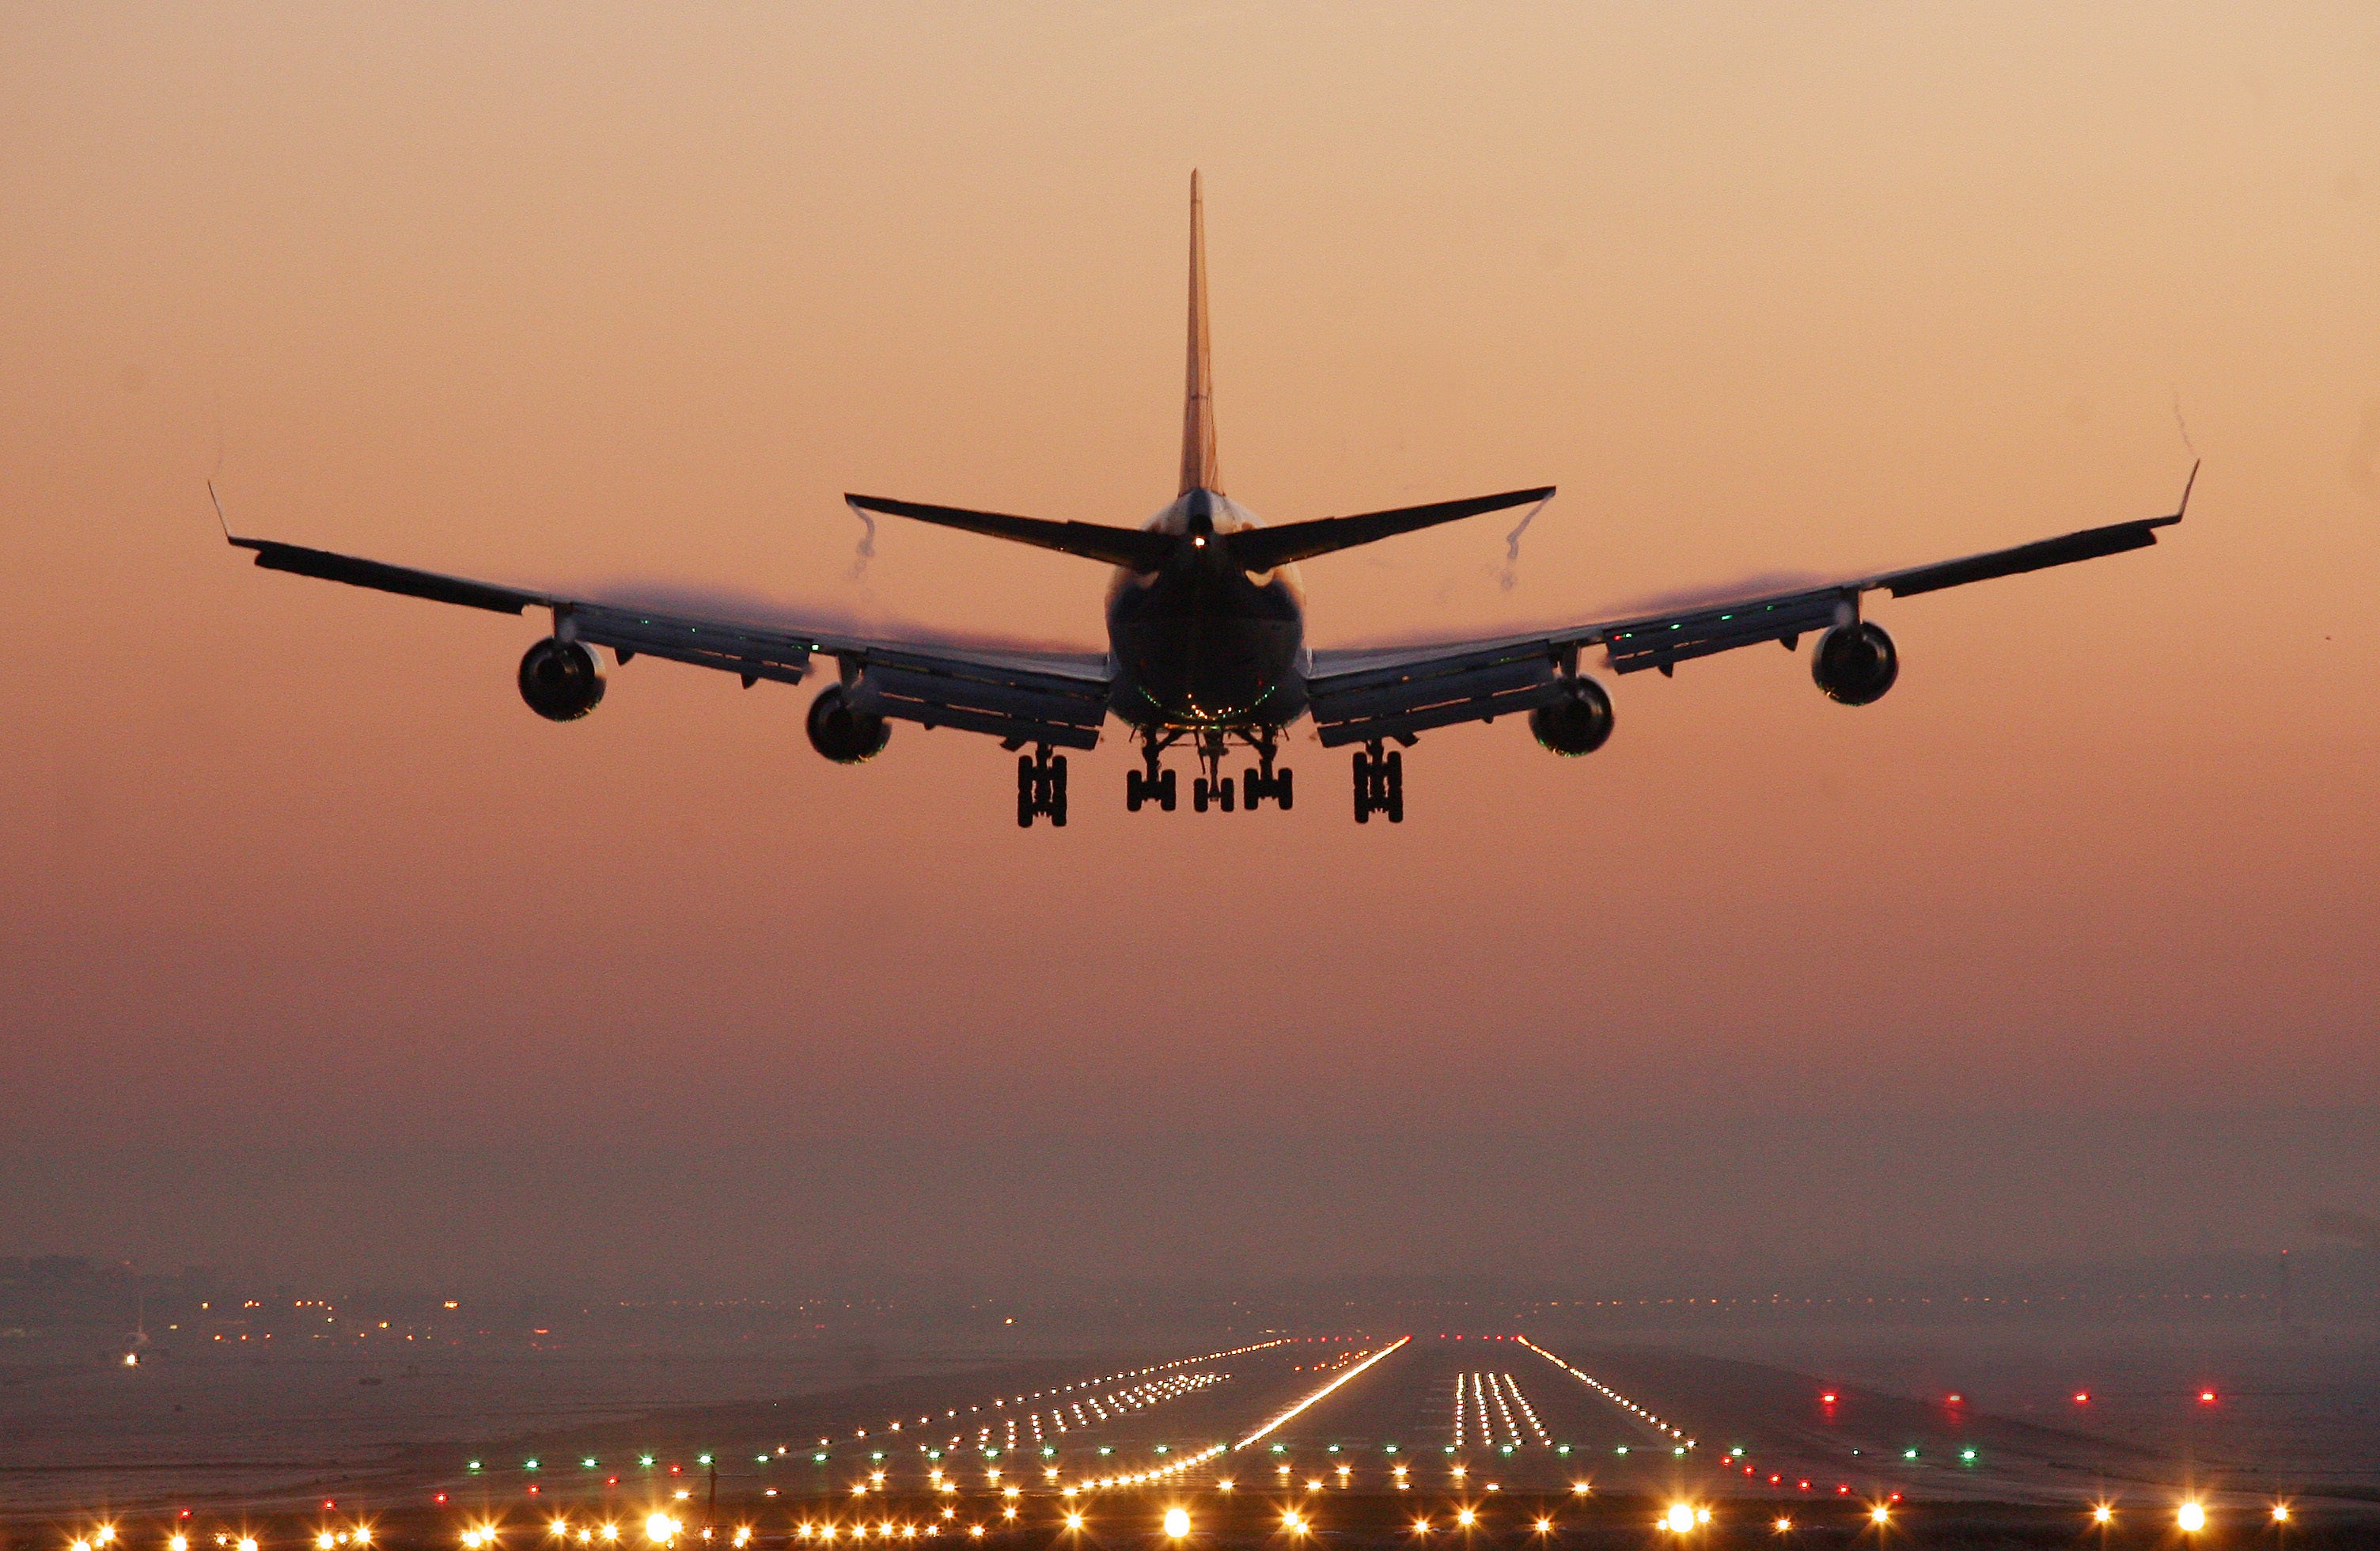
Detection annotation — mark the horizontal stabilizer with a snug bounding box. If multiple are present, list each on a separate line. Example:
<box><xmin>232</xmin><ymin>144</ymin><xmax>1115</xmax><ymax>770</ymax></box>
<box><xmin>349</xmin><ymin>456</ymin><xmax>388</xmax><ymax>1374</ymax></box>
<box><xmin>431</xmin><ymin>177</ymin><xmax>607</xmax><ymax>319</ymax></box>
<box><xmin>845</xmin><ymin>494</ymin><xmax>1173</xmax><ymax>572</ymax></box>
<box><xmin>1227</xmin><ymin>487</ymin><xmax>1554</xmax><ymax>573</ymax></box>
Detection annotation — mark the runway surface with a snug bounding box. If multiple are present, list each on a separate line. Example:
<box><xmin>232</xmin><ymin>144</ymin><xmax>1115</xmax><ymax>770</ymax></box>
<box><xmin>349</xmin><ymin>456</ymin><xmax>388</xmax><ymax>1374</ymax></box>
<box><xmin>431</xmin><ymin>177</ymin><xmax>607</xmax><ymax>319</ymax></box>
<box><xmin>10</xmin><ymin>1332</ymin><xmax>2376</xmax><ymax>1546</ymax></box>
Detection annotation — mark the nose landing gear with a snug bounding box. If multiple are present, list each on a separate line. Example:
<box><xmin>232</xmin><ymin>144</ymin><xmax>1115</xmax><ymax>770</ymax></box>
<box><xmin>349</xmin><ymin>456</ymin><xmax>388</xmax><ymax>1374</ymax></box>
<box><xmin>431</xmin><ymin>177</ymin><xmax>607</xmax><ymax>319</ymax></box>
<box><xmin>1017</xmin><ymin>745</ymin><xmax>1068</xmax><ymax>828</ymax></box>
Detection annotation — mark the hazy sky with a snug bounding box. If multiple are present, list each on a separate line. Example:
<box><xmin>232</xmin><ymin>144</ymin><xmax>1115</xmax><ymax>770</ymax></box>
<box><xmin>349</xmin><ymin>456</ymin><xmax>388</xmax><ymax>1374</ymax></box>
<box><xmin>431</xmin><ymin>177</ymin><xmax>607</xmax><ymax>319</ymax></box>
<box><xmin>3</xmin><ymin>3</ymin><xmax>2375</xmax><ymax>1293</ymax></box>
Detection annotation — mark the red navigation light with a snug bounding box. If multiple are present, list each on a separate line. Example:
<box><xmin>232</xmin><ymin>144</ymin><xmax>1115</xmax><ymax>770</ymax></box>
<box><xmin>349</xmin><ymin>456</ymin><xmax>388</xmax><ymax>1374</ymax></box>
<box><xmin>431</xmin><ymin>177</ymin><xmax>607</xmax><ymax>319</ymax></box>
<box><xmin>1796</xmin><ymin>1481</ymin><xmax>1809</xmax><ymax>1492</ymax></box>
<box><xmin>1946</xmin><ymin>1394</ymin><xmax>1962</xmax><ymax>1405</ymax></box>
<box><xmin>435</xmin><ymin>1496</ymin><xmax>449</xmax><ymax>1505</ymax></box>
<box><xmin>2198</xmin><ymin>1390</ymin><xmax>2216</xmax><ymax>1403</ymax></box>
<box><xmin>2073</xmin><ymin>1391</ymin><xmax>2090</xmax><ymax>1404</ymax></box>
<box><xmin>1821</xmin><ymin>1393</ymin><xmax>1837</xmax><ymax>1405</ymax></box>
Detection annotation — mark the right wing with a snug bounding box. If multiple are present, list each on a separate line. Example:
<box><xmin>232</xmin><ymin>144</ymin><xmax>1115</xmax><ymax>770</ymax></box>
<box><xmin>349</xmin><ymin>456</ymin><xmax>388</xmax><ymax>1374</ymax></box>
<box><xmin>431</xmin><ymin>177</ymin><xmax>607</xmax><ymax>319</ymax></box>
<box><xmin>228</xmin><ymin>535</ymin><xmax>1112</xmax><ymax>749</ymax></box>
<box><xmin>1305</xmin><ymin>471</ymin><xmax>2193</xmax><ymax>748</ymax></box>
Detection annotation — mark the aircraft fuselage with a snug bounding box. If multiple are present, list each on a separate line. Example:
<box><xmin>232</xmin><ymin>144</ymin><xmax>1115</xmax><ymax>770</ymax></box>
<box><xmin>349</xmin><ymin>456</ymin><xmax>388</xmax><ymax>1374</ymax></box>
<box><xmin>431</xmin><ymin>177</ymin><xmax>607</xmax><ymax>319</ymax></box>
<box><xmin>1105</xmin><ymin>487</ymin><xmax>1309</xmax><ymax>731</ymax></box>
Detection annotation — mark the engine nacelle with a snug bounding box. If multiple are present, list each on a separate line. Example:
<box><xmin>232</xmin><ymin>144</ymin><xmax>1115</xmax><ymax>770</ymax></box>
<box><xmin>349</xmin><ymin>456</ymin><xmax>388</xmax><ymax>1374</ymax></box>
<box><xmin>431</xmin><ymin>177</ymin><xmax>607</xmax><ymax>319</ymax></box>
<box><xmin>1812</xmin><ymin>621</ymin><xmax>1898</xmax><ymax>705</ymax></box>
<box><xmin>517</xmin><ymin>637</ymin><xmax>606</xmax><ymax>722</ymax></box>
<box><xmin>1529</xmin><ymin>675</ymin><xmax>1616</xmax><ymax>757</ymax></box>
<box><xmin>805</xmin><ymin>683</ymin><xmax>891</xmax><ymax>764</ymax></box>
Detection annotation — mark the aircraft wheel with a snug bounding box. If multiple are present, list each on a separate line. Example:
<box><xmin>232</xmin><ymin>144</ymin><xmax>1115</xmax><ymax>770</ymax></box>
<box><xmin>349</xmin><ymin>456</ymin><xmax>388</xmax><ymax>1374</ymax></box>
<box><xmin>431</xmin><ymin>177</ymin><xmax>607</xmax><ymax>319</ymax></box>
<box><xmin>1218</xmin><ymin>775</ymin><xmax>1235</xmax><ymax>813</ymax></box>
<box><xmin>1351</xmin><ymin>752</ymin><xmax>1370</xmax><ymax>823</ymax></box>
<box><xmin>1277</xmin><ymin>767</ymin><xmax>1294</xmax><ymax>811</ymax></box>
<box><xmin>1385</xmin><ymin>750</ymin><xmax>1404</xmax><ymax>823</ymax></box>
<box><xmin>1017</xmin><ymin>790</ymin><xmax>1035</xmax><ymax>828</ymax></box>
<box><xmin>1126</xmin><ymin>770</ymin><xmax>1144</xmax><ymax>812</ymax></box>
<box><xmin>1193</xmin><ymin>777</ymin><xmax>1210</xmax><ymax>813</ymax></box>
<box><xmin>1158</xmin><ymin>768</ymin><xmax>1178</xmax><ymax>811</ymax></box>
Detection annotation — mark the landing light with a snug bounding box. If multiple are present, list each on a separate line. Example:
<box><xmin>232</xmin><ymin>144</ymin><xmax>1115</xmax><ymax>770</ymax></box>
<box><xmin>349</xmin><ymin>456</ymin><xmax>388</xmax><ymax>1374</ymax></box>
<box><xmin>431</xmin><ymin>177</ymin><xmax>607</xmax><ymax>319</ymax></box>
<box><xmin>1162</xmin><ymin>1509</ymin><xmax>1189</xmax><ymax>1539</ymax></box>
<box><xmin>1664</xmin><ymin>1505</ymin><xmax>1694</xmax><ymax>1534</ymax></box>
<box><xmin>2177</xmin><ymin>1503</ymin><xmax>2205</xmax><ymax>1534</ymax></box>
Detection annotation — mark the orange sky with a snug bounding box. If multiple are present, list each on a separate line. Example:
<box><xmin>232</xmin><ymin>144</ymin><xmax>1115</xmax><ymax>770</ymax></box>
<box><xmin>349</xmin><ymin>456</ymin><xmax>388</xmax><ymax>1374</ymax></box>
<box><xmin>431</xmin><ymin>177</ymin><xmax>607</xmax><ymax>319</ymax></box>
<box><xmin>2</xmin><ymin>4</ymin><xmax>2375</xmax><ymax>1288</ymax></box>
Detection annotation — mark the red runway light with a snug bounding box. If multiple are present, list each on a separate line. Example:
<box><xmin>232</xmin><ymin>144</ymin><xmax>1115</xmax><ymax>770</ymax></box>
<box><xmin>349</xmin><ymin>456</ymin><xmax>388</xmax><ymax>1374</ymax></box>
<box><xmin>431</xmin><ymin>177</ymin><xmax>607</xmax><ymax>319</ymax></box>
<box><xmin>2073</xmin><ymin>1391</ymin><xmax>2090</xmax><ymax>1404</ymax></box>
<box><xmin>1821</xmin><ymin>1393</ymin><xmax>1836</xmax><ymax>1403</ymax></box>
<box><xmin>1836</xmin><ymin>1486</ymin><xmax>1848</xmax><ymax>1495</ymax></box>
<box><xmin>2198</xmin><ymin>1390</ymin><xmax>2216</xmax><ymax>1403</ymax></box>
<box><xmin>1797</xmin><ymin>1481</ymin><xmax>1809</xmax><ymax>1492</ymax></box>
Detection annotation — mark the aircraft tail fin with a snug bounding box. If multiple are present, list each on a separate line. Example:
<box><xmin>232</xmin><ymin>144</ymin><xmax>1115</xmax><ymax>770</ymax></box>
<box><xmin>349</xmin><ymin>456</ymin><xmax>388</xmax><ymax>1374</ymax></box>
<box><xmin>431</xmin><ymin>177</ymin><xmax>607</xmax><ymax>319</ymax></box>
<box><xmin>1180</xmin><ymin>170</ymin><xmax>1221</xmax><ymax>496</ymax></box>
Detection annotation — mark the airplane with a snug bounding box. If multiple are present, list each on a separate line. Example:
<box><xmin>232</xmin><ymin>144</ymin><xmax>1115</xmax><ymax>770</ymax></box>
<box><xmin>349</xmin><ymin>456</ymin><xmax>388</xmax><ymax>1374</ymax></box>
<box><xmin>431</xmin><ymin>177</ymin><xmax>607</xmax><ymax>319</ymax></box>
<box><xmin>224</xmin><ymin>172</ymin><xmax>2192</xmax><ymax>827</ymax></box>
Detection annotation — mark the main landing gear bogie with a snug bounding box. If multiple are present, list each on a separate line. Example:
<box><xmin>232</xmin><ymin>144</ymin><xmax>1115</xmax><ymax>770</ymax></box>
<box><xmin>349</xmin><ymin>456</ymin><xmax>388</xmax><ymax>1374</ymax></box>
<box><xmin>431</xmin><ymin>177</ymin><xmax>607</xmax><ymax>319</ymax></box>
<box><xmin>1017</xmin><ymin>747</ymin><xmax>1068</xmax><ymax>829</ymax></box>
<box><xmin>1122</xmin><ymin>728</ymin><xmax>1291</xmax><ymax>817</ymax></box>
<box><xmin>1124</xmin><ymin>767</ymin><xmax>1179</xmax><ymax>813</ymax></box>
<box><xmin>1352</xmin><ymin>744</ymin><xmax>1404</xmax><ymax>824</ymax></box>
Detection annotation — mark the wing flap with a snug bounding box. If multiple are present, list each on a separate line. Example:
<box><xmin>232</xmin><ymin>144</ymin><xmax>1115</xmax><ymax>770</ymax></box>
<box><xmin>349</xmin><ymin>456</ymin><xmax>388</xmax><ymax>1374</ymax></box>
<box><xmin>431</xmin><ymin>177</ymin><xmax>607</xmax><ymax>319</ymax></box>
<box><xmin>861</xmin><ymin>658</ymin><xmax>1109</xmax><ymax>750</ymax></box>
<box><xmin>1602</xmin><ymin>591</ymin><xmax>1844</xmax><ymax>676</ymax></box>
<box><xmin>569</xmin><ymin>605</ymin><xmax>817</xmax><ymax>687</ymax></box>
<box><xmin>1308</xmin><ymin>645</ymin><xmax>1563</xmax><ymax>748</ymax></box>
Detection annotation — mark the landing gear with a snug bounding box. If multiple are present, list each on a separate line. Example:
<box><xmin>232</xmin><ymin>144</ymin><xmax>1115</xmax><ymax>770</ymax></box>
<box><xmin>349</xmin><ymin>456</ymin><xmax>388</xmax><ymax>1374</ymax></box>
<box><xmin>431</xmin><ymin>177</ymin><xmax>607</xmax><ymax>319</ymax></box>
<box><xmin>1127</xmin><ymin>741</ymin><xmax>1181</xmax><ymax>813</ymax></box>
<box><xmin>1017</xmin><ymin>746</ymin><xmax>1067</xmax><ymax>828</ymax></box>
<box><xmin>1240</xmin><ymin>734</ymin><xmax>1294</xmax><ymax>811</ymax></box>
<box><xmin>1351</xmin><ymin>742</ymin><xmax>1403</xmax><ymax>824</ymax></box>
<box><xmin>1193</xmin><ymin>775</ymin><xmax>1236</xmax><ymax>813</ymax></box>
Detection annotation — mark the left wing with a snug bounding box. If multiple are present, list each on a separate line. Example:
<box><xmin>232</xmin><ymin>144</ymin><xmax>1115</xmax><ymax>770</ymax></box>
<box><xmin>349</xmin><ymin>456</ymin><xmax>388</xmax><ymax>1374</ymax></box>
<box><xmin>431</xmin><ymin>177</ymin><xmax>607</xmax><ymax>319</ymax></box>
<box><xmin>226</xmin><ymin>534</ymin><xmax>1112</xmax><ymax>749</ymax></box>
<box><xmin>1304</xmin><ymin>470</ymin><xmax>2192</xmax><ymax>749</ymax></box>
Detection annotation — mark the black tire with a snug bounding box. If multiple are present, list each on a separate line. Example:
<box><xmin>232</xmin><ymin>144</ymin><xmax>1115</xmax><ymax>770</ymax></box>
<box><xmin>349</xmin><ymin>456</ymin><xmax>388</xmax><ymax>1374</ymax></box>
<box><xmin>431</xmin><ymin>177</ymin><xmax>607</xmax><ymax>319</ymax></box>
<box><xmin>1159</xmin><ymin>768</ymin><xmax>1177</xmax><ymax>811</ymax></box>
<box><xmin>1277</xmin><ymin>767</ymin><xmax>1294</xmax><ymax>811</ymax></box>
<box><xmin>1352</xmin><ymin>752</ymin><xmax>1370</xmax><ymax>823</ymax></box>
<box><xmin>1126</xmin><ymin>771</ymin><xmax>1144</xmax><ymax>812</ymax></box>
<box><xmin>1218</xmin><ymin>776</ymin><xmax>1235</xmax><ymax>813</ymax></box>
<box><xmin>1193</xmin><ymin>777</ymin><xmax>1210</xmax><ymax>813</ymax></box>
<box><xmin>1052</xmin><ymin>755</ymin><xmax>1068</xmax><ymax>794</ymax></box>
<box><xmin>1017</xmin><ymin>791</ymin><xmax>1034</xmax><ymax>828</ymax></box>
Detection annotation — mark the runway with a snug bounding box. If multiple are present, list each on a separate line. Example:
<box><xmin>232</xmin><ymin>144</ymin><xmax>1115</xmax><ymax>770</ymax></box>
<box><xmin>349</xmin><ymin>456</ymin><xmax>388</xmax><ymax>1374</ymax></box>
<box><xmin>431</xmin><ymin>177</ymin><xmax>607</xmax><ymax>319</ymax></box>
<box><xmin>15</xmin><ymin>1333</ymin><xmax>2377</xmax><ymax>1547</ymax></box>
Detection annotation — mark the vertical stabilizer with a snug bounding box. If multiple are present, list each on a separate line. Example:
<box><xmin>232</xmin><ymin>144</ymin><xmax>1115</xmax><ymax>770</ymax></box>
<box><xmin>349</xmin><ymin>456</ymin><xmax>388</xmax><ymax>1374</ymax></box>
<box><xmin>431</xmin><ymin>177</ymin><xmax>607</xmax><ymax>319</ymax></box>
<box><xmin>1179</xmin><ymin>171</ymin><xmax>1222</xmax><ymax>496</ymax></box>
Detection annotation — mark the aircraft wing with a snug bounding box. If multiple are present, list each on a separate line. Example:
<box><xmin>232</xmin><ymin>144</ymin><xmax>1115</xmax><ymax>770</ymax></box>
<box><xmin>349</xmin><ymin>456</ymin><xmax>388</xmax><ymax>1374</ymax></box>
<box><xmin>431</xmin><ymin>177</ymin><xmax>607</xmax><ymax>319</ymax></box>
<box><xmin>1303</xmin><ymin>472</ymin><xmax>2192</xmax><ymax>749</ymax></box>
<box><xmin>225</xmin><ymin>535</ymin><xmax>1113</xmax><ymax>750</ymax></box>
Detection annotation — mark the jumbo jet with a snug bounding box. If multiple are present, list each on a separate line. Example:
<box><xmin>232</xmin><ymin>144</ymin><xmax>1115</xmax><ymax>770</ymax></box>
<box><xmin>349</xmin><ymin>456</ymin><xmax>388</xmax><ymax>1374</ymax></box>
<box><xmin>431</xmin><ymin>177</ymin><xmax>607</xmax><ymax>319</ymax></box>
<box><xmin>225</xmin><ymin>173</ymin><xmax>2191</xmax><ymax>826</ymax></box>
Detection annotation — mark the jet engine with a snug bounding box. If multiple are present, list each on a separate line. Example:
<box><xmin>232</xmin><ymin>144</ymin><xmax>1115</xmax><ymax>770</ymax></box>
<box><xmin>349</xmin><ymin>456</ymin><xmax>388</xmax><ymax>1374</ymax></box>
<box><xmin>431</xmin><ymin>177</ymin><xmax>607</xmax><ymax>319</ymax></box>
<box><xmin>1529</xmin><ymin>675</ymin><xmax>1616</xmax><ymax>757</ymax></box>
<box><xmin>517</xmin><ymin>637</ymin><xmax>606</xmax><ymax>722</ymax></box>
<box><xmin>805</xmin><ymin>683</ymin><xmax>892</xmax><ymax>764</ymax></box>
<box><xmin>1811</xmin><ymin>621</ymin><xmax>1899</xmax><ymax>706</ymax></box>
